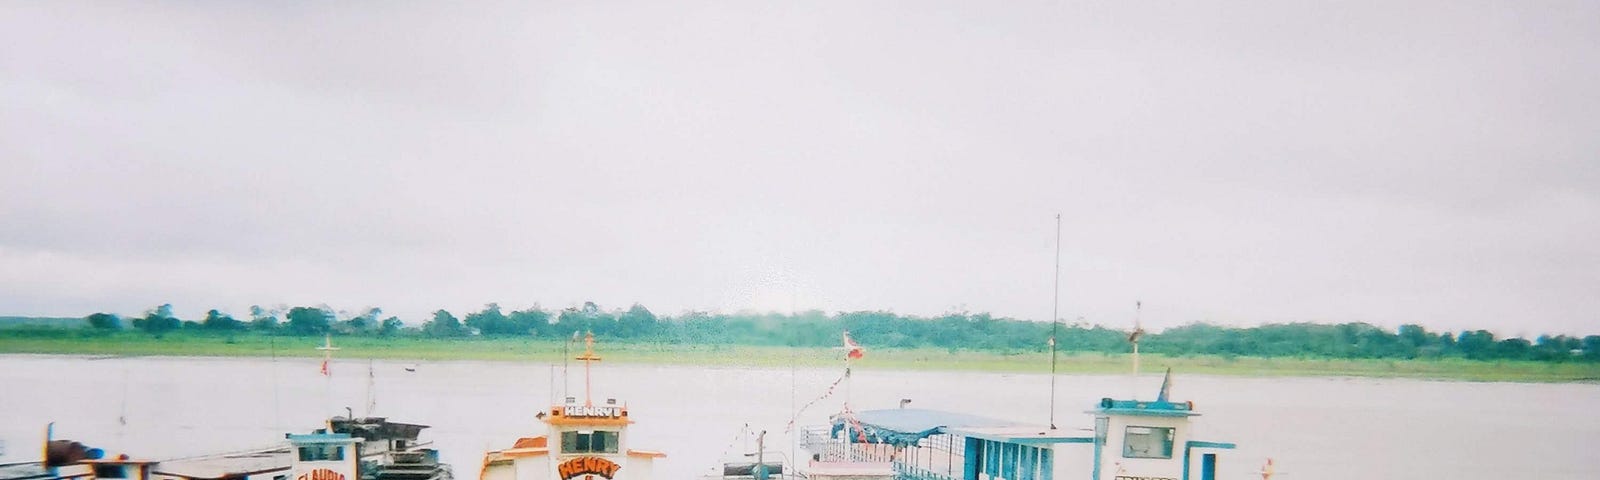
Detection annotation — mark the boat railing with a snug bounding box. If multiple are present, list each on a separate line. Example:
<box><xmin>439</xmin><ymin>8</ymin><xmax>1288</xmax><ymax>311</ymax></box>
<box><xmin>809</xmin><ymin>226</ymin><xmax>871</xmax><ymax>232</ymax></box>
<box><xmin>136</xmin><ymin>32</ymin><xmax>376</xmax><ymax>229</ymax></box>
<box><xmin>385</xmin><ymin>451</ymin><xmax>432</xmax><ymax>465</ymax></box>
<box><xmin>799</xmin><ymin>426</ymin><xmax>832</xmax><ymax>455</ymax></box>
<box><xmin>802</xmin><ymin>425</ymin><xmax>871</xmax><ymax>463</ymax></box>
<box><xmin>155</xmin><ymin>444</ymin><xmax>290</xmax><ymax>463</ymax></box>
<box><xmin>893</xmin><ymin>463</ymin><xmax>958</xmax><ymax>480</ymax></box>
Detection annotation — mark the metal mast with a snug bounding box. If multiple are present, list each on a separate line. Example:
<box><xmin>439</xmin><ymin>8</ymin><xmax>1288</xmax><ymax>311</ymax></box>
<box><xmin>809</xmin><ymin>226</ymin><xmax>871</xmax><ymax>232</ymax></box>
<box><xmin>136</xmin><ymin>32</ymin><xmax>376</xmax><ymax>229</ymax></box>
<box><xmin>1049</xmin><ymin>213</ymin><xmax>1061</xmax><ymax>430</ymax></box>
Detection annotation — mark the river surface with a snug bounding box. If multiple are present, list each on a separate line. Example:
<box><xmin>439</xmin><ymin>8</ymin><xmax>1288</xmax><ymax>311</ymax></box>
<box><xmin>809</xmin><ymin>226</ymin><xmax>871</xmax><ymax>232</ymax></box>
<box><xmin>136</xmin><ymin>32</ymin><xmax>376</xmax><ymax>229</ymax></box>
<box><xmin>2</xmin><ymin>355</ymin><xmax>1597</xmax><ymax>480</ymax></box>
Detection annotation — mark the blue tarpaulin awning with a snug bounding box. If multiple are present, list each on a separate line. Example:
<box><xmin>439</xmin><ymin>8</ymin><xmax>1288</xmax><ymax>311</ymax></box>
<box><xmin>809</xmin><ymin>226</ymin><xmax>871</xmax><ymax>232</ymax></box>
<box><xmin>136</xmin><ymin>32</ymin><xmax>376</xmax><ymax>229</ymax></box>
<box><xmin>831</xmin><ymin>409</ymin><xmax>1017</xmax><ymax>447</ymax></box>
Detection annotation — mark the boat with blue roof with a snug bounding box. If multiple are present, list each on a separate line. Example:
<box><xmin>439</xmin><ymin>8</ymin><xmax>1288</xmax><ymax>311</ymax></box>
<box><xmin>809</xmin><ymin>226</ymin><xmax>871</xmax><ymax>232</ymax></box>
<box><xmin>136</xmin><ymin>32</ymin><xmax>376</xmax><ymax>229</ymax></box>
<box><xmin>797</xmin><ymin>369</ymin><xmax>1252</xmax><ymax>480</ymax></box>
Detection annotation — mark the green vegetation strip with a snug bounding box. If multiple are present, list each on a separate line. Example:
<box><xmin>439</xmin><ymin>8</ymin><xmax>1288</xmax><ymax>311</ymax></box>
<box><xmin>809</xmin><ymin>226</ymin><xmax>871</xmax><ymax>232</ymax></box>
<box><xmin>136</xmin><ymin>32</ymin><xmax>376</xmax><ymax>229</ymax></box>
<box><xmin>2</xmin><ymin>333</ymin><xmax>1596</xmax><ymax>383</ymax></box>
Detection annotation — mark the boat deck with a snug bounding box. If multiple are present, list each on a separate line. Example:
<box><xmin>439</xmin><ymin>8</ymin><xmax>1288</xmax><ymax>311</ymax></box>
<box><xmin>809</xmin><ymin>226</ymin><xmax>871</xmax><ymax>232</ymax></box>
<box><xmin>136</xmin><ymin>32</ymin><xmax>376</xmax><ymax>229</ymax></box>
<box><xmin>151</xmin><ymin>447</ymin><xmax>291</xmax><ymax>480</ymax></box>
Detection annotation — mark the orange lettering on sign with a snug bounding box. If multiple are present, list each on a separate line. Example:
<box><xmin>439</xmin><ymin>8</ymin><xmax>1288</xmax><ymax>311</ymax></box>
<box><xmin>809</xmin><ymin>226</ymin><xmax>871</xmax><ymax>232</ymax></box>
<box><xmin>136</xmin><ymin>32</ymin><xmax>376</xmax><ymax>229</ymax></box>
<box><xmin>296</xmin><ymin>468</ymin><xmax>346</xmax><ymax>480</ymax></box>
<box><xmin>557</xmin><ymin>457</ymin><xmax>620</xmax><ymax>479</ymax></box>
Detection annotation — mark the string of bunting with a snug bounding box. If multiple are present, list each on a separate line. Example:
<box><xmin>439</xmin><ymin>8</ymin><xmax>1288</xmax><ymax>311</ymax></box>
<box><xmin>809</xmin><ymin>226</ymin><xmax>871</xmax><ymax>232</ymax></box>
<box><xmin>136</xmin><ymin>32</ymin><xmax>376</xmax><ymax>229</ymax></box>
<box><xmin>785</xmin><ymin>368</ymin><xmax>850</xmax><ymax>432</ymax></box>
<box><xmin>708</xmin><ymin>423</ymin><xmax>758</xmax><ymax>473</ymax></box>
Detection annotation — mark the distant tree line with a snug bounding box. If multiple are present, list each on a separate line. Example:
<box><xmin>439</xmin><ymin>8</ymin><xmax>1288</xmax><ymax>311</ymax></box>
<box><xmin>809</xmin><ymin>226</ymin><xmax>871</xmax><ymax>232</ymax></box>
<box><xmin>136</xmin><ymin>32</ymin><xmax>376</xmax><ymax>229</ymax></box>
<box><xmin>65</xmin><ymin>302</ymin><xmax>1600</xmax><ymax>363</ymax></box>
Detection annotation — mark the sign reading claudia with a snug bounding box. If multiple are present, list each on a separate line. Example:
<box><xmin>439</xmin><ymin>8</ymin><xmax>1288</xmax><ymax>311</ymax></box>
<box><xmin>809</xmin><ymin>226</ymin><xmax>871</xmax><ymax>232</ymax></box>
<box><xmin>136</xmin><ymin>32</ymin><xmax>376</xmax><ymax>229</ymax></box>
<box><xmin>563</xmin><ymin>405</ymin><xmax>622</xmax><ymax>418</ymax></box>
<box><xmin>558</xmin><ymin>457</ymin><xmax>621</xmax><ymax>479</ymax></box>
<box><xmin>298</xmin><ymin>468</ymin><xmax>346</xmax><ymax>480</ymax></box>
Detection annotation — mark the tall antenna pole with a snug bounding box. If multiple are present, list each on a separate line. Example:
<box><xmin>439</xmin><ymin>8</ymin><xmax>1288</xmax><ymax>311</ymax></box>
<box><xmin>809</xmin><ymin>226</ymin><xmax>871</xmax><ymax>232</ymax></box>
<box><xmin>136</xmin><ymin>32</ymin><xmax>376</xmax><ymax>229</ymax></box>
<box><xmin>271</xmin><ymin>336</ymin><xmax>281</xmax><ymax>429</ymax></box>
<box><xmin>1049</xmin><ymin>213</ymin><xmax>1061</xmax><ymax>430</ymax></box>
<box><xmin>365</xmin><ymin>359</ymin><xmax>375</xmax><ymax>417</ymax></box>
<box><xmin>564</xmin><ymin>331</ymin><xmax>578</xmax><ymax>400</ymax></box>
<box><xmin>118</xmin><ymin>368</ymin><xmax>129</xmax><ymax>450</ymax></box>
<box><xmin>790</xmin><ymin>324</ymin><xmax>798</xmax><ymax>469</ymax></box>
<box><xmin>1130</xmin><ymin>301</ymin><xmax>1145</xmax><ymax>399</ymax></box>
<box><xmin>545</xmin><ymin>328</ymin><xmax>556</xmax><ymax>406</ymax></box>
<box><xmin>844</xmin><ymin>332</ymin><xmax>853</xmax><ymax>408</ymax></box>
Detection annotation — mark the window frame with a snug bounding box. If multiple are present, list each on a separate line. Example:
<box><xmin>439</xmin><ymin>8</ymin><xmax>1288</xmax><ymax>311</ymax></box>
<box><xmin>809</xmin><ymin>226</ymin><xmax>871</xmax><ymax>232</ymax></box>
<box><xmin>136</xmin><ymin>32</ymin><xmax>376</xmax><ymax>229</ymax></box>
<box><xmin>1120</xmin><ymin>425</ymin><xmax>1174</xmax><ymax>459</ymax></box>
<box><xmin>559</xmin><ymin>430</ymin><xmax>620</xmax><ymax>454</ymax></box>
<box><xmin>93</xmin><ymin>465</ymin><xmax>127</xmax><ymax>479</ymax></box>
<box><xmin>298</xmin><ymin>445</ymin><xmax>346</xmax><ymax>462</ymax></box>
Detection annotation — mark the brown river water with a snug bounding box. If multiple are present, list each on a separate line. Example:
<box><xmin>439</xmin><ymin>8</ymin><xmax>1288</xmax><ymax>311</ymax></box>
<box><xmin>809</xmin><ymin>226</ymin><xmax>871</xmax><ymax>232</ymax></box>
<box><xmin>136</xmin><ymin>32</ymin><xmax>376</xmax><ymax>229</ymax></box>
<box><xmin>2</xmin><ymin>355</ymin><xmax>1596</xmax><ymax>480</ymax></box>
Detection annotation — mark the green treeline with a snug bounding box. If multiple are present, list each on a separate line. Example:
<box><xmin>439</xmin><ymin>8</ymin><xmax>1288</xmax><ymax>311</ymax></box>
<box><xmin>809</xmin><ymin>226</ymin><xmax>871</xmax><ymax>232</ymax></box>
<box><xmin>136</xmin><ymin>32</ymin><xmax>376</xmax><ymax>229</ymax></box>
<box><xmin>11</xmin><ymin>302</ymin><xmax>1600</xmax><ymax>363</ymax></box>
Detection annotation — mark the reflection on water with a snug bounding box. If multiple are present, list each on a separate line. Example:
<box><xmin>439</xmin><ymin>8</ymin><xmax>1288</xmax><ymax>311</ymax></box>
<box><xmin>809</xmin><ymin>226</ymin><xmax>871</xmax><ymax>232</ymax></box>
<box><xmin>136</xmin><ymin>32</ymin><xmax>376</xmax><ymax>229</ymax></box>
<box><xmin>1</xmin><ymin>355</ymin><xmax>1597</xmax><ymax>480</ymax></box>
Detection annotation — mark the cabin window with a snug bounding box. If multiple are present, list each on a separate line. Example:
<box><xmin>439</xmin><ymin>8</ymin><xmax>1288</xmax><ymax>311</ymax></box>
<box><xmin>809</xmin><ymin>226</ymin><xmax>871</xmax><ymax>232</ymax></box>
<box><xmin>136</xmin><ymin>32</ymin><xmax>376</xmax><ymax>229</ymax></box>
<box><xmin>1122</xmin><ymin>426</ymin><xmax>1174</xmax><ymax>459</ymax></box>
<box><xmin>94</xmin><ymin>465</ymin><xmax>127</xmax><ymax>479</ymax></box>
<box><xmin>298</xmin><ymin>445</ymin><xmax>345</xmax><ymax>461</ymax></box>
<box><xmin>560</xmin><ymin>431</ymin><xmax>619</xmax><ymax>454</ymax></box>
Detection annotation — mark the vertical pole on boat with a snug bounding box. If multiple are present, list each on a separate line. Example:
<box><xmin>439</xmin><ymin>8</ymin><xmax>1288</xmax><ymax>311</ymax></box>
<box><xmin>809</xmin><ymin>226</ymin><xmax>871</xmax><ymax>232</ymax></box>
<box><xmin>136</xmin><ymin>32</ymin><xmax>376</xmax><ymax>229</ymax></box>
<box><xmin>118</xmin><ymin>367</ymin><xmax>129</xmax><ymax>449</ymax></box>
<box><xmin>564</xmin><ymin>331</ymin><xmax>579</xmax><ymax>400</ymax></box>
<box><xmin>843</xmin><ymin>329</ymin><xmax>853</xmax><ymax>458</ymax></box>
<box><xmin>1049</xmin><ymin>213</ymin><xmax>1061</xmax><ymax>430</ymax></box>
<box><xmin>575</xmin><ymin>332</ymin><xmax>601</xmax><ymax>407</ymax></box>
<box><xmin>563</xmin><ymin>333</ymin><xmax>569</xmax><ymax>400</ymax></box>
<box><xmin>42</xmin><ymin>422</ymin><xmax>52</xmax><ymax>471</ymax></box>
<box><xmin>790</xmin><ymin>323</ymin><xmax>799</xmax><ymax>473</ymax></box>
<box><xmin>318</xmin><ymin>333</ymin><xmax>340</xmax><ymax>431</ymax></box>
<box><xmin>365</xmin><ymin>359</ymin><xmax>375</xmax><ymax>417</ymax></box>
<box><xmin>843</xmin><ymin>330</ymin><xmax>854</xmax><ymax>408</ymax></box>
<box><xmin>271</xmin><ymin>335</ymin><xmax>281</xmax><ymax>430</ymax></box>
<box><xmin>540</xmin><ymin>328</ymin><xmax>554</xmax><ymax>406</ymax></box>
<box><xmin>756</xmin><ymin>430</ymin><xmax>768</xmax><ymax>480</ymax></box>
<box><xmin>1130</xmin><ymin>301</ymin><xmax>1144</xmax><ymax>400</ymax></box>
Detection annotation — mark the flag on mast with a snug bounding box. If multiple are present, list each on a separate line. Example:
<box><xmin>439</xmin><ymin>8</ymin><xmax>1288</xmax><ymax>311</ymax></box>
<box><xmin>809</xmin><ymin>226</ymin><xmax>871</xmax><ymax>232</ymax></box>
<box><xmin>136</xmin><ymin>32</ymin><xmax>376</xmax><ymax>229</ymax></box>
<box><xmin>316</xmin><ymin>333</ymin><xmax>339</xmax><ymax>377</ymax></box>
<box><xmin>843</xmin><ymin>331</ymin><xmax>865</xmax><ymax>360</ymax></box>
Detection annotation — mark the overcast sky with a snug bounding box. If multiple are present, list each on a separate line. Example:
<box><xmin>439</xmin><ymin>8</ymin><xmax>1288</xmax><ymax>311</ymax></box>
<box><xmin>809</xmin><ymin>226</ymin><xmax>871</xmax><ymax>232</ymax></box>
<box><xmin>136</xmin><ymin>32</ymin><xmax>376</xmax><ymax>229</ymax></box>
<box><xmin>3</xmin><ymin>1</ymin><xmax>1596</xmax><ymax>336</ymax></box>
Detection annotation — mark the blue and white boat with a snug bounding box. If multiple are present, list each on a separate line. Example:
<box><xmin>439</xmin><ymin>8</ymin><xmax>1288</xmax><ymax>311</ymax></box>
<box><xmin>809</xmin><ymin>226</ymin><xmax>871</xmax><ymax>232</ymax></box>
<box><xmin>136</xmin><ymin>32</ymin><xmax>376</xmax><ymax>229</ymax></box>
<box><xmin>802</xmin><ymin>373</ymin><xmax>1243</xmax><ymax>480</ymax></box>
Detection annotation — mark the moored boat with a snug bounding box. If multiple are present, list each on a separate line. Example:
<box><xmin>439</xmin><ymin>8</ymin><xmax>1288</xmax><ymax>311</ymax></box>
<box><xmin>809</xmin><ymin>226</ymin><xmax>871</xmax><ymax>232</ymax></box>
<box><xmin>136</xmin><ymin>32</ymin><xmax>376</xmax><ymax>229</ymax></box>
<box><xmin>479</xmin><ymin>334</ymin><xmax>664</xmax><ymax>480</ymax></box>
<box><xmin>801</xmin><ymin>371</ymin><xmax>1245</xmax><ymax>480</ymax></box>
<box><xmin>701</xmin><ymin>428</ymin><xmax>796</xmax><ymax>480</ymax></box>
<box><xmin>2</xmin><ymin>416</ymin><xmax>450</xmax><ymax>480</ymax></box>
<box><xmin>5</xmin><ymin>337</ymin><xmax>450</xmax><ymax>480</ymax></box>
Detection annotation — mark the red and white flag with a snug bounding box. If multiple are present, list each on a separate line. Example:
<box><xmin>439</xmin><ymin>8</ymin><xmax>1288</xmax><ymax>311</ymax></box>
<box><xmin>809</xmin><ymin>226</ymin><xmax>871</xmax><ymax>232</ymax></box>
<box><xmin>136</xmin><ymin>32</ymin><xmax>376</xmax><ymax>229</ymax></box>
<box><xmin>843</xmin><ymin>331</ymin><xmax>865</xmax><ymax>360</ymax></box>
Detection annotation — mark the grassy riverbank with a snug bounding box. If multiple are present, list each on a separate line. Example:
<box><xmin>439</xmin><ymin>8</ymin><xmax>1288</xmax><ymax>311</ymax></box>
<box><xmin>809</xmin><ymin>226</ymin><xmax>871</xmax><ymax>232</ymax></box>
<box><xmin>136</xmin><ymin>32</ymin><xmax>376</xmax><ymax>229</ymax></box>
<box><xmin>2</xmin><ymin>331</ymin><xmax>1596</xmax><ymax>382</ymax></box>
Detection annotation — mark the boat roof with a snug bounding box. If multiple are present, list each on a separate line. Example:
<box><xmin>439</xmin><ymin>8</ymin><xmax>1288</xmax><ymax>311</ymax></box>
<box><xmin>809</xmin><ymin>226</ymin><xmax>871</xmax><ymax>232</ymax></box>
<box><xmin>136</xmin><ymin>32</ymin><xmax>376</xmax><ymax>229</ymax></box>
<box><xmin>942</xmin><ymin>426</ymin><xmax>1095</xmax><ymax>446</ymax></box>
<box><xmin>840</xmin><ymin>408</ymin><xmax>1012</xmax><ymax>434</ymax></box>
<box><xmin>286</xmin><ymin>433</ymin><xmax>361</xmax><ymax>445</ymax></box>
<box><xmin>0</xmin><ymin>462</ymin><xmax>53</xmax><ymax>480</ymax></box>
<box><xmin>152</xmin><ymin>447</ymin><xmax>291</xmax><ymax>480</ymax></box>
<box><xmin>831</xmin><ymin>409</ymin><xmax>1090</xmax><ymax>447</ymax></box>
<box><xmin>1089</xmin><ymin>399</ymin><xmax>1199</xmax><ymax>418</ymax></box>
<box><xmin>330</xmin><ymin>417</ymin><xmax>429</xmax><ymax>441</ymax></box>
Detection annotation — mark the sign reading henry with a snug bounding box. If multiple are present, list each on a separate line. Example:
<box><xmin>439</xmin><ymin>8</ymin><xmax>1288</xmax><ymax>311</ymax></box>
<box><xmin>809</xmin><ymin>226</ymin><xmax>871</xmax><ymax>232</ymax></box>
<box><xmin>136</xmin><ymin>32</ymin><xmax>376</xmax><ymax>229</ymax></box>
<box><xmin>558</xmin><ymin>456</ymin><xmax>621</xmax><ymax>479</ymax></box>
<box><xmin>563</xmin><ymin>406</ymin><xmax>623</xmax><ymax>418</ymax></box>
